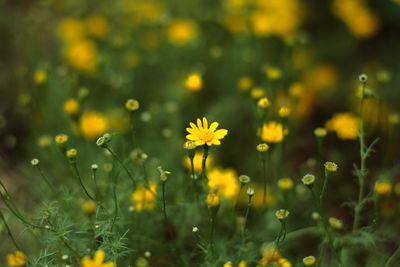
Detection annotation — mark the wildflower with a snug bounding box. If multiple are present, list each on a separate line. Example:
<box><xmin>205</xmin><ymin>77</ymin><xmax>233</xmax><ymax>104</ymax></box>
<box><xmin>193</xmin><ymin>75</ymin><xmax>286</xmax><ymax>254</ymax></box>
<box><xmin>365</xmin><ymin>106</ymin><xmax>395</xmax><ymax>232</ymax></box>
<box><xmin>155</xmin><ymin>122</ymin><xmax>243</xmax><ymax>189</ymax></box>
<box><xmin>65</xmin><ymin>39</ymin><xmax>97</xmax><ymax>73</ymax></box>
<box><xmin>261</xmin><ymin>121</ymin><xmax>284</xmax><ymax>143</ymax></box>
<box><xmin>208</xmin><ymin>168</ymin><xmax>239</xmax><ymax>200</ymax></box>
<box><xmin>302</xmin><ymin>174</ymin><xmax>315</xmax><ymax>187</ymax></box>
<box><xmin>37</xmin><ymin>135</ymin><xmax>52</xmax><ymax>148</ymax></box>
<box><xmin>55</xmin><ymin>134</ymin><xmax>69</xmax><ymax>145</ymax></box>
<box><xmin>7</xmin><ymin>250</ymin><xmax>26</xmax><ymax>267</ymax></box>
<box><xmin>247</xmin><ymin>187</ymin><xmax>255</xmax><ymax>197</ymax></box>
<box><xmin>96</xmin><ymin>133</ymin><xmax>112</xmax><ymax>148</ymax></box>
<box><xmin>325</xmin><ymin>113</ymin><xmax>360</xmax><ymax>140</ymax></box>
<box><xmin>207</xmin><ymin>192</ymin><xmax>220</xmax><ymax>208</ymax></box>
<box><xmin>277</xmin><ymin>178</ymin><xmax>293</xmax><ymax>191</ymax></box>
<box><xmin>66</xmin><ymin>148</ymin><xmax>78</xmax><ymax>160</ymax></box>
<box><xmin>238</xmin><ymin>174</ymin><xmax>251</xmax><ymax>184</ymax></box>
<box><xmin>313</xmin><ymin>127</ymin><xmax>327</xmax><ymax>137</ymax></box>
<box><xmin>186</xmin><ymin>117</ymin><xmax>228</xmax><ymax>146</ymax></box>
<box><xmin>257</xmin><ymin>97</ymin><xmax>270</xmax><ymax>109</ymax></box>
<box><xmin>82</xmin><ymin>200</ymin><xmax>96</xmax><ymax>215</ymax></box>
<box><xmin>251</xmin><ymin>87</ymin><xmax>265</xmax><ymax>99</ymax></box>
<box><xmin>250</xmin><ymin>0</ymin><xmax>302</xmax><ymax>39</ymax></box>
<box><xmin>81</xmin><ymin>249</ymin><xmax>115</xmax><ymax>267</ymax></box>
<box><xmin>33</xmin><ymin>69</ymin><xmax>47</xmax><ymax>85</ymax></box>
<box><xmin>184</xmin><ymin>72</ymin><xmax>203</xmax><ymax>91</ymax></box>
<box><xmin>303</xmin><ymin>256</ymin><xmax>316</xmax><ymax>266</ymax></box>
<box><xmin>192</xmin><ymin>226</ymin><xmax>199</xmax><ymax>232</ymax></box>
<box><xmin>184</xmin><ymin>140</ymin><xmax>197</xmax><ymax>151</ymax></box>
<box><xmin>374</xmin><ymin>180</ymin><xmax>392</xmax><ymax>196</ymax></box>
<box><xmin>259</xmin><ymin>244</ymin><xmax>292</xmax><ymax>267</ymax></box>
<box><xmin>86</xmin><ymin>15</ymin><xmax>109</xmax><ymax>39</ymax></box>
<box><xmin>238</xmin><ymin>76</ymin><xmax>253</xmax><ymax>91</ymax></box>
<box><xmin>63</xmin><ymin>99</ymin><xmax>79</xmax><ymax>116</ymax></box>
<box><xmin>256</xmin><ymin>143</ymin><xmax>269</xmax><ymax>153</ymax></box>
<box><xmin>167</xmin><ymin>19</ymin><xmax>198</xmax><ymax>45</ymax></box>
<box><xmin>359</xmin><ymin>74</ymin><xmax>368</xmax><ymax>83</ymax></box>
<box><xmin>332</xmin><ymin>0</ymin><xmax>379</xmax><ymax>38</ymax></box>
<box><xmin>30</xmin><ymin>158</ymin><xmax>40</xmax><ymax>166</ymax></box>
<box><xmin>80</xmin><ymin>111</ymin><xmax>109</xmax><ymax>140</ymax></box>
<box><xmin>324</xmin><ymin>161</ymin><xmax>338</xmax><ymax>172</ymax></box>
<box><xmin>91</xmin><ymin>164</ymin><xmax>98</xmax><ymax>171</ymax></box>
<box><xmin>275</xmin><ymin>209</ymin><xmax>290</xmax><ymax>220</ymax></box>
<box><xmin>57</xmin><ymin>18</ymin><xmax>85</xmax><ymax>42</ymax></box>
<box><xmin>279</xmin><ymin>107</ymin><xmax>291</xmax><ymax>118</ymax></box>
<box><xmin>266</xmin><ymin>67</ymin><xmax>282</xmax><ymax>80</ymax></box>
<box><xmin>130</xmin><ymin>183</ymin><xmax>157</xmax><ymax>212</ymax></box>
<box><xmin>125</xmin><ymin>99</ymin><xmax>140</xmax><ymax>111</ymax></box>
<box><xmin>328</xmin><ymin>217</ymin><xmax>343</xmax><ymax>230</ymax></box>
<box><xmin>130</xmin><ymin>149</ymin><xmax>148</xmax><ymax>163</ymax></box>
<box><xmin>223</xmin><ymin>262</ymin><xmax>233</xmax><ymax>267</ymax></box>
<box><xmin>157</xmin><ymin>166</ymin><xmax>171</xmax><ymax>181</ymax></box>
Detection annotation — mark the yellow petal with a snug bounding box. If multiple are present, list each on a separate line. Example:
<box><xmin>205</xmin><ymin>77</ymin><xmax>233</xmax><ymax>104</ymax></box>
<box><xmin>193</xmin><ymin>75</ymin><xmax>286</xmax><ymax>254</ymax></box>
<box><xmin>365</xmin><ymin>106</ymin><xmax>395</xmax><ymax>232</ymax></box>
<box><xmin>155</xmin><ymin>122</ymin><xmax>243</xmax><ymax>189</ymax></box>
<box><xmin>214</xmin><ymin>129</ymin><xmax>228</xmax><ymax>139</ymax></box>
<box><xmin>186</xmin><ymin>127</ymin><xmax>198</xmax><ymax>134</ymax></box>
<box><xmin>94</xmin><ymin>250</ymin><xmax>105</xmax><ymax>264</ymax></box>
<box><xmin>209</xmin><ymin>122</ymin><xmax>219</xmax><ymax>131</ymax></box>
<box><xmin>189</xmin><ymin>122</ymin><xmax>197</xmax><ymax>129</ymax></box>
<box><xmin>202</xmin><ymin>117</ymin><xmax>208</xmax><ymax>129</ymax></box>
<box><xmin>197</xmin><ymin>118</ymin><xmax>203</xmax><ymax>130</ymax></box>
<box><xmin>212</xmin><ymin>139</ymin><xmax>221</xmax><ymax>145</ymax></box>
<box><xmin>186</xmin><ymin>134</ymin><xmax>198</xmax><ymax>141</ymax></box>
<box><xmin>195</xmin><ymin>140</ymin><xmax>205</xmax><ymax>146</ymax></box>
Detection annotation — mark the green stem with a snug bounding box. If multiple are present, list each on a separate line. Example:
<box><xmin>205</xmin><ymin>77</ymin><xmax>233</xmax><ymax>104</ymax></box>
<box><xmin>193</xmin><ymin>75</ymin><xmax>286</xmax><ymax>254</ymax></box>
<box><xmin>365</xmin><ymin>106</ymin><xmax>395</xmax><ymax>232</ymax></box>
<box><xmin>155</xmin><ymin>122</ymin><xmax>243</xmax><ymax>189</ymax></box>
<box><xmin>35</xmin><ymin>165</ymin><xmax>55</xmax><ymax>192</ymax></box>
<box><xmin>0</xmin><ymin>210</ymin><xmax>21</xmax><ymax>250</ymax></box>
<box><xmin>353</xmin><ymin>80</ymin><xmax>367</xmax><ymax>232</ymax></box>
<box><xmin>262</xmin><ymin>157</ymin><xmax>268</xmax><ymax>211</ymax></box>
<box><xmin>106</xmin><ymin>147</ymin><xmax>136</xmax><ymax>188</ymax></box>
<box><xmin>201</xmin><ymin>145</ymin><xmax>210</xmax><ymax>181</ymax></box>
<box><xmin>71</xmin><ymin>162</ymin><xmax>95</xmax><ymax>201</ymax></box>
<box><xmin>162</xmin><ymin>181</ymin><xmax>168</xmax><ymax>221</ymax></box>
<box><xmin>385</xmin><ymin>245</ymin><xmax>400</xmax><ymax>267</ymax></box>
<box><xmin>234</xmin><ymin>184</ymin><xmax>243</xmax><ymax>211</ymax></box>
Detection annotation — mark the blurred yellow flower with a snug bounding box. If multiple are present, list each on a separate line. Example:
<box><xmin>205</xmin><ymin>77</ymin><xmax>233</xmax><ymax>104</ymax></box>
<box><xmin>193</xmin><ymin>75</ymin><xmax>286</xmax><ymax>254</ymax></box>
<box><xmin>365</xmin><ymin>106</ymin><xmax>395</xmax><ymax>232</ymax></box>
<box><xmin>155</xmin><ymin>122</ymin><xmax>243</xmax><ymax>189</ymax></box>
<box><xmin>81</xmin><ymin>250</ymin><xmax>115</xmax><ymax>267</ymax></box>
<box><xmin>248</xmin><ymin>184</ymin><xmax>273</xmax><ymax>208</ymax></box>
<box><xmin>374</xmin><ymin>180</ymin><xmax>392</xmax><ymax>196</ymax></box>
<box><xmin>277</xmin><ymin>178</ymin><xmax>293</xmax><ymax>191</ymax></box>
<box><xmin>130</xmin><ymin>183</ymin><xmax>157</xmax><ymax>212</ymax></box>
<box><xmin>207</xmin><ymin>192</ymin><xmax>220</xmax><ymax>208</ymax></box>
<box><xmin>86</xmin><ymin>15</ymin><xmax>109</xmax><ymax>38</ymax></box>
<box><xmin>325</xmin><ymin>113</ymin><xmax>359</xmax><ymax>140</ymax></box>
<box><xmin>328</xmin><ymin>217</ymin><xmax>343</xmax><ymax>230</ymax></box>
<box><xmin>251</xmin><ymin>0</ymin><xmax>302</xmax><ymax>38</ymax></box>
<box><xmin>7</xmin><ymin>250</ymin><xmax>26</xmax><ymax>267</ymax></box>
<box><xmin>37</xmin><ymin>135</ymin><xmax>52</xmax><ymax>148</ymax></box>
<box><xmin>260</xmin><ymin>244</ymin><xmax>292</xmax><ymax>267</ymax></box>
<box><xmin>79</xmin><ymin>111</ymin><xmax>109</xmax><ymax>139</ymax></box>
<box><xmin>184</xmin><ymin>72</ymin><xmax>203</xmax><ymax>91</ymax></box>
<box><xmin>63</xmin><ymin>98</ymin><xmax>80</xmax><ymax>116</ymax></box>
<box><xmin>184</xmin><ymin>152</ymin><xmax>213</xmax><ymax>173</ymax></box>
<box><xmin>332</xmin><ymin>0</ymin><xmax>379</xmax><ymax>38</ymax></box>
<box><xmin>33</xmin><ymin>69</ymin><xmax>47</xmax><ymax>85</ymax></box>
<box><xmin>261</xmin><ymin>121</ymin><xmax>284</xmax><ymax>143</ymax></box>
<box><xmin>167</xmin><ymin>19</ymin><xmax>198</xmax><ymax>45</ymax></box>
<box><xmin>266</xmin><ymin>66</ymin><xmax>282</xmax><ymax>80</ymax></box>
<box><xmin>186</xmin><ymin>117</ymin><xmax>228</xmax><ymax>146</ymax></box>
<box><xmin>238</xmin><ymin>76</ymin><xmax>253</xmax><ymax>91</ymax></box>
<box><xmin>65</xmin><ymin>39</ymin><xmax>97</xmax><ymax>73</ymax></box>
<box><xmin>251</xmin><ymin>87</ymin><xmax>266</xmax><ymax>99</ymax></box>
<box><xmin>303</xmin><ymin>64</ymin><xmax>338</xmax><ymax>91</ymax></box>
<box><xmin>82</xmin><ymin>200</ymin><xmax>96</xmax><ymax>215</ymax></box>
<box><xmin>57</xmin><ymin>18</ymin><xmax>85</xmax><ymax>43</ymax></box>
<box><xmin>208</xmin><ymin>168</ymin><xmax>240</xmax><ymax>201</ymax></box>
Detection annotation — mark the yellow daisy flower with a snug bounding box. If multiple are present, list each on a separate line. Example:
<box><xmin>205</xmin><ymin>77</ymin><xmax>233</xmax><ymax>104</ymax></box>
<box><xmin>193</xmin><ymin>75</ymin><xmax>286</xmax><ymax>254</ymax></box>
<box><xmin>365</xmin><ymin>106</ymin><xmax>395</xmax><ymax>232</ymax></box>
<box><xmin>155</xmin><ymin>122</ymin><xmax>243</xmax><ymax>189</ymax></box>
<box><xmin>186</xmin><ymin>117</ymin><xmax>228</xmax><ymax>146</ymax></box>
<box><xmin>81</xmin><ymin>250</ymin><xmax>115</xmax><ymax>267</ymax></box>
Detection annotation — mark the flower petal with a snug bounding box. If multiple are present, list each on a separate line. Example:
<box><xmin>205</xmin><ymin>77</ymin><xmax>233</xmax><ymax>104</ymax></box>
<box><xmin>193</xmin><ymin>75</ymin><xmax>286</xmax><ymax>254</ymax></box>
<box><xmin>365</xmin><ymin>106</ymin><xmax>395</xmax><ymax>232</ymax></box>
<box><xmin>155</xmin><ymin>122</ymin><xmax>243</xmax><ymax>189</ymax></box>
<box><xmin>196</xmin><ymin>118</ymin><xmax>203</xmax><ymax>130</ymax></box>
<box><xmin>202</xmin><ymin>117</ymin><xmax>208</xmax><ymax>129</ymax></box>
<box><xmin>212</xmin><ymin>139</ymin><xmax>221</xmax><ymax>145</ymax></box>
<box><xmin>94</xmin><ymin>250</ymin><xmax>105</xmax><ymax>264</ymax></box>
<box><xmin>214</xmin><ymin>129</ymin><xmax>228</xmax><ymax>139</ymax></box>
<box><xmin>209</xmin><ymin>122</ymin><xmax>219</xmax><ymax>131</ymax></box>
<box><xmin>195</xmin><ymin>140</ymin><xmax>205</xmax><ymax>146</ymax></box>
<box><xmin>186</xmin><ymin>134</ymin><xmax>198</xmax><ymax>141</ymax></box>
